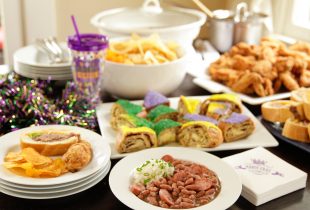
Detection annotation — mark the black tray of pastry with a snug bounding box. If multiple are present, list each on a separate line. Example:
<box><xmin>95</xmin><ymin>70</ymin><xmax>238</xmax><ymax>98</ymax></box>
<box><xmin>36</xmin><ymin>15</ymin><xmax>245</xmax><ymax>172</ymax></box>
<box><xmin>260</xmin><ymin>117</ymin><xmax>310</xmax><ymax>154</ymax></box>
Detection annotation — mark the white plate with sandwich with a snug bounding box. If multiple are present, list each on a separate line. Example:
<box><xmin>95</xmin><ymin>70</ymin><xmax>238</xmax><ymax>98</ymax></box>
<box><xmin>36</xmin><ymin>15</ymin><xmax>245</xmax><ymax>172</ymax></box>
<box><xmin>0</xmin><ymin>125</ymin><xmax>111</xmax><ymax>186</ymax></box>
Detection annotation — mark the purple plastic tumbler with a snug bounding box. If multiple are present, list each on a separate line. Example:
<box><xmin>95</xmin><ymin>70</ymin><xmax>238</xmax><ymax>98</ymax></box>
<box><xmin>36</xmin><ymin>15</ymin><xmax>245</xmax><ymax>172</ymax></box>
<box><xmin>67</xmin><ymin>34</ymin><xmax>108</xmax><ymax>104</ymax></box>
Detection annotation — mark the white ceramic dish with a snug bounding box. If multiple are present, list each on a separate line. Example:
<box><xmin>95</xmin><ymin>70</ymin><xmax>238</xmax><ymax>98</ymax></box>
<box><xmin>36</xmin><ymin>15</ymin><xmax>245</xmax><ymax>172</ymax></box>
<box><xmin>0</xmin><ymin>161</ymin><xmax>110</xmax><ymax>199</ymax></box>
<box><xmin>91</xmin><ymin>0</ymin><xmax>206</xmax><ymax>49</ymax></box>
<box><xmin>0</xmin><ymin>125</ymin><xmax>111</xmax><ymax>186</ymax></box>
<box><xmin>193</xmin><ymin>77</ymin><xmax>291</xmax><ymax>105</ymax></box>
<box><xmin>186</xmin><ymin>46</ymin><xmax>291</xmax><ymax>105</ymax></box>
<box><xmin>0</xmin><ymin>161</ymin><xmax>110</xmax><ymax>190</ymax></box>
<box><xmin>96</xmin><ymin>96</ymin><xmax>278</xmax><ymax>159</ymax></box>
<box><xmin>14</xmin><ymin>61</ymin><xmax>72</xmax><ymax>81</ymax></box>
<box><xmin>102</xmin><ymin>38</ymin><xmax>189</xmax><ymax>99</ymax></box>
<box><xmin>13</xmin><ymin>43</ymin><xmax>71</xmax><ymax>68</ymax></box>
<box><xmin>0</xmin><ymin>161</ymin><xmax>110</xmax><ymax>194</ymax></box>
<box><xmin>109</xmin><ymin>147</ymin><xmax>242</xmax><ymax>210</ymax></box>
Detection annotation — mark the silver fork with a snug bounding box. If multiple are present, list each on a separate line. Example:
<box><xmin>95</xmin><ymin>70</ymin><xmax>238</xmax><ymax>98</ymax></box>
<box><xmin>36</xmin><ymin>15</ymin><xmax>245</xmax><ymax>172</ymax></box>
<box><xmin>35</xmin><ymin>39</ymin><xmax>59</xmax><ymax>64</ymax></box>
<box><xmin>46</xmin><ymin>37</ymin><xmax>66</xmax><ymax>62</ymax></box>
<box><xmin>35</xmin><ymin>38</ymin><xmax>64</xmax><ymax>64</ymax></box>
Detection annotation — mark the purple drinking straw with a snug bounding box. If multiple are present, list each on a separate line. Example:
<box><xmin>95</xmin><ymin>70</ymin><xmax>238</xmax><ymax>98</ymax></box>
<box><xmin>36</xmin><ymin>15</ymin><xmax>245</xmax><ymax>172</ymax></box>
<box><xmin>71</xmin><ymin>15</ymin><xmax>81</xmax><ymax>44</ymax></box>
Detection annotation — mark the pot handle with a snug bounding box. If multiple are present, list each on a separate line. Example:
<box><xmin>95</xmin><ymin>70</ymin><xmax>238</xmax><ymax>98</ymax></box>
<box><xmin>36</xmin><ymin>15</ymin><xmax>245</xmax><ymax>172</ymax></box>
<box><xmin>142</xmin><ymin>0</ymin><xmax>163</xmax><ymax>14</ymax></box>
<box><xmin>235</xmin><ymin>2</ymin><xmax>249</xmax><ymax>22</ymax></box>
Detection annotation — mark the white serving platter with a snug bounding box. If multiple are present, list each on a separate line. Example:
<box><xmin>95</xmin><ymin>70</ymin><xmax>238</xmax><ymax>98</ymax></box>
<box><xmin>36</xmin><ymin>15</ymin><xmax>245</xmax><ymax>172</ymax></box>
<box><xmin>96</xmin><ymin>96</ymin><xmax>278</xmax><ymax>159</ymax></box>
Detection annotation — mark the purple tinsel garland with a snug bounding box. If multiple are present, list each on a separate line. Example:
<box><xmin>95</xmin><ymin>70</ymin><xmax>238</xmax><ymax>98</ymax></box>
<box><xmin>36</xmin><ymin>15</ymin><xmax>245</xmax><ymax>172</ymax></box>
<box><xmin>0</xmin><ymin>73</ymin><xmax>98</xmax><ymax>136</ymax></box>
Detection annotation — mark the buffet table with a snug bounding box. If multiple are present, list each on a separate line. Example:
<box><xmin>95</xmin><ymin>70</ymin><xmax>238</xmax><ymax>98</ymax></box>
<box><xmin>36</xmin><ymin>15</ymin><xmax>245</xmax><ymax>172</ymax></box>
<box><xmin>0</xmin><ymin>74</ymin><xmax>309</xmax><ymax>210</ymax></box>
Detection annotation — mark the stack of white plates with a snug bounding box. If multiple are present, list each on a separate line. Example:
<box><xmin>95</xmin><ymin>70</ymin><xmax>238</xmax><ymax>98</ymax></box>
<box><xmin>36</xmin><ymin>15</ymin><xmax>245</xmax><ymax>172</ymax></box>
<box><xmin>0</xmin><ymin>125</ymin><xmax>111</xmax><ymax>199</ymax></box>
<box><xmin>13</xmin><ymin>44</ymin><xmax>72</xmax><ymax>80</ymax></box>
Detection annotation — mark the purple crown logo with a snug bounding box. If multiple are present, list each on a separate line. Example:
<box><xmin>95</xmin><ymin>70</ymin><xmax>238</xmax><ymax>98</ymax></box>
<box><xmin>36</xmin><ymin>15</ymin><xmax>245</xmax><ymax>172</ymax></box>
<box><xmin>251</xmin><ymin>159</ymin><xmax>267</xmax><ymax>165</ymax></box>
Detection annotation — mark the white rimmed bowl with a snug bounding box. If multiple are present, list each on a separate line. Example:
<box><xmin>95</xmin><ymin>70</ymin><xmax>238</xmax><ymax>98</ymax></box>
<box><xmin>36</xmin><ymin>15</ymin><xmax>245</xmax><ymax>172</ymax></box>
<box><xmin>102</xmin><ymin>39</ymin><xmax>189</xmax><ymax>99</ymax></box>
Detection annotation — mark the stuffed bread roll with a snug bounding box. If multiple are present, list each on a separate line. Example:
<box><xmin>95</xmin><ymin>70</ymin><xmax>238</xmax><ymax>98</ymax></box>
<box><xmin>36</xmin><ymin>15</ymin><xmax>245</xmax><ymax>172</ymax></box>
<box><xmin>177</xmin><ymin>95</ymin><xmax>200</xmax><ymax>115</ymax></box>
<box><xmin>20</xmin><ymin>130</ymin><xmax>80</xmax><ymax>156</ymax></box>
<box><xmin>116</xmin><ymin>127</ymin><xmax>157</xmax><ymax>153</ymax></box>
<box><xmin>218</xmin><ymin>112</ymin><xmax>255</xmax><ymax>142</ymax></box>
<box><xmin>112</xmin><ymin>114</ymin><xmax>153</xmax><ymax>131</ymax></box>
<box><xmin>200</xmin><ymin>93</ymin><xmax>242</xmax><ymax>115</ymax></box>
<box><xmin>110</xmin><ymin>99</ymin><xmax>143</xmax><ymax>130</ymax></box>
<box><xmin>143</xmin><ymin>90</ymin><xmax>170</xmax><ymax>111</ymax></box>
<box><xmin>282</xmin><ymin>118</ymin><xmax>310</xmax><ymax>143</ymax></box>
<box><xmin>147</xmin><ymin>105</ymin><xmax>179</xmax><ymax>123</ymax></box>
<box><xmin>153</xmin><ymin>119</ymin><xmax>181</xmax><ymax>146</ymax></box>
<box><xmin>178</xmin><ymin>121</ymin><xmax>223</xmax><ymax>148</ymax></box>
<box><xmin>261</xmin><ymin>100</ymin><xmax>304</xmax><ymax>123</ymax></box>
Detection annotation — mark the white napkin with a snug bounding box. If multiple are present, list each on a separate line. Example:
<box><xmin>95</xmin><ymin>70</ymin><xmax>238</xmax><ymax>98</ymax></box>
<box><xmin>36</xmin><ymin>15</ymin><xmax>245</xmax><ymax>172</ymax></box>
<box><xmin>223</xmin><ymin>147</ymin><xmax>307</xmax><ymax>206</ymax></box>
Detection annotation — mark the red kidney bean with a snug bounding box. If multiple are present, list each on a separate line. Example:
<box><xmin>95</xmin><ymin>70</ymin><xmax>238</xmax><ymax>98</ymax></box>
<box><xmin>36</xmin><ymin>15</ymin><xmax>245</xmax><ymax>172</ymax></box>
<box><xmin>177</xmin><ymin>181</ymin><xmax>184</xmax><ymax>186</ymax></box>
<box><xmin>160</xmin><ymin>184</ymin><xmax>172</xmax><ymax>191</ymax></box>
<box><xmin>184</xmin><ymin>178</ymin><xmax>194</xmax><ymax>185</ymax></box>
<box><xmin>140</xmin><ymin>189</ymin><xmax>150</xmax><ymax>196</ymax></box>
<box><xmin>180</xmin><ymin>202</ymin><xmax>194</xmax><ymax>208</ymax></box>
<box><xmin>182</xmin><ymin>197</ymin><xmax>193</xmax><ymax>203</ymax></box>
<box><xmin>181</xmin><ymin>189</ymin><xmax>196</xmax><ymax>195</ymax></box>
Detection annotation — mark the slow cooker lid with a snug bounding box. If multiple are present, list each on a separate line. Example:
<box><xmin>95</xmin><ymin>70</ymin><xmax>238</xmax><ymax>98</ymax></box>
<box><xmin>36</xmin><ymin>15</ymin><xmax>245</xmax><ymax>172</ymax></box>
<box><xmin>98</xmin><ymin>8</ymin><xmax>201</xmax><ymax>30</ymax></box>
<box><xmin>91</xmin><ymin>0</ymin><xmax>206</xmax><ymax>32</ymax></box>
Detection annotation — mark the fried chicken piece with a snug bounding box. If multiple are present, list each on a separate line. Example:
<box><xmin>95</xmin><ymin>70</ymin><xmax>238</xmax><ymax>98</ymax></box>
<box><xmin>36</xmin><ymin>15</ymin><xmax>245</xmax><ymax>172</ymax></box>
<box><xmin>300</xmin><ymin>69</ymin><xmax>310</xmax><ymax>87</ymax></box>
<box><xmin>289</xmin><ymin>42</ymin><xmax>310</xmax><ymax>54</ymax></box>
<box><xmin>252</xmin><ymin>60</ymin><xmax>275</xmax><ymax>80</ymax></box>
<box><xmin>273</xmin><ymin>78</ymin><xmax>282</xmax><ymax>93</ymax></box>
<box><xmin>259</xmin><ymin>46</ymin><xmax>277</xmax><ymax>63</ymax></box>
<box><xmin>209</xmin><ymin>66</ymin><xmax>240</xmax><ymax>82</ymax></box>
<box><xmin>231</xmin><ymin>55</ymin><xmax>255</xmax><ymax>70</ymax></box>
<box><xmin>264</xmin><ymin>78</ymin><xmax>274</xmax><ymax>95</ymax></box>
<box><xmin>229</xmin><ymin>42</ymin><xmax>259</xmax><ymax>57</ymax></box>
<box><xmin>260</xmin><ymin>37</ymin><xmax>286</xmax><ymax>51</ymax></box>
<box><xmin>291</xmin><ymin>58</ymin><xmax>308</xmax><ymax>75</ymax></box>
<box><xmin>253</xmin><ymin>82</ymin><xmax>266</xmax><ymax>97</ymax></box>
<box><xmin>231</xmin><ymin>72</ymin><xmax>262</xmax><ymax>93</ymax></box>
<box><xmin>62</xmin><ymin>141</ymin><xmax>92</xmax><ymax>172</ymax></box>
<box><xmin>275</xmin><ymin>57</ymin><xmax>295</xmax><ymax>72</ymax></box>
<box><xmin>280</xmin><ymin>72</ymin><xmax>300</xmax><ymax>91</ymax></box>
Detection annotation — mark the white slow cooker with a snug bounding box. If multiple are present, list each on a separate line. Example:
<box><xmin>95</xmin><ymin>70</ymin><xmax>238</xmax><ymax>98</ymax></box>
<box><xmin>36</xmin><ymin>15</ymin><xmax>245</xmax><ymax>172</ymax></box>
<box><xmin>90</xmin><ymin>0</ymin><xmax>206</xmax><ymax>49</ymax></box>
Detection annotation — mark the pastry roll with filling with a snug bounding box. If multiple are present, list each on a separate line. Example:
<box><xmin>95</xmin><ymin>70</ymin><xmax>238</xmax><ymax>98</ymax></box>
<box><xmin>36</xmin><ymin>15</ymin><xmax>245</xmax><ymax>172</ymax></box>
<box><xmin>153</xmin><ymin>119</ymin><xmax>181</xmax><ymax>146</ymax></box>
<box><xmin>200</xmin><ymin>93</ymin><xmax>242</xmax><ymax>115</ymax></box>
<box><xmin>110</xmin><ymin>99</ymin><xmax>143</xmax><ymax>130</ymax></box>
<box><xmin>178</xmin><ymin>121</ymin><xmax>223</xmax><ymax>148</ymax></box>
<box><xmin>218</xmin><ymin>112</ymin><xmax>255</xmax><ymax>142</ymax></box>
<box><xmin>116</xmin><ymin>127</ymin><xmax>157</xmax><ymax>153</ymax></box>
<box><xmin>177</xmin><ymin>95</ymin><xmax>200</xmax><ymax>115</ymax></box>
<box><xmin>205</xmin><ymin>101</ymin><xmax>232</xmax><ymax>120</ymax></box>
<box><xmin>182</xmin><ymin>114</ymin><xmax>219</xmax><ymax>125</ymax></box>
<box><xmin>112</xmin><ymin>114</ymin><xmax>153</xmax><ymax>131</ymax></box>
<box><xmin>147</xmin><ymin>105</ymin><xmax>179</xmax><ymax>122</ymax></box>
<box><xmin>143</xmin><ymin>90</ymin><xmax>170</xmax><ymax>111</ymax></box>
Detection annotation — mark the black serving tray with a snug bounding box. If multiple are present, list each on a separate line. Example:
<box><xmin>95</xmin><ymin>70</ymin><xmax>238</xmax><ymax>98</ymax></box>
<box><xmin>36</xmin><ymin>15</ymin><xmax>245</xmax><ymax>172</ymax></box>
<box><xmin>260</xmin><ymin>117</ymin><xmax>310</xmax><ymax>154</ymax></box>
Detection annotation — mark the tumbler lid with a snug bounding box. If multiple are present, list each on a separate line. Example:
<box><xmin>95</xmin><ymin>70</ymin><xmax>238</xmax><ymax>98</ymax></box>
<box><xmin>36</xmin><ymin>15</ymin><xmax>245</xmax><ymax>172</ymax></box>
<box><xmin>67</xmin><ymin>34</ymin><xmax>108</xmax><ymax>51</ymax></box>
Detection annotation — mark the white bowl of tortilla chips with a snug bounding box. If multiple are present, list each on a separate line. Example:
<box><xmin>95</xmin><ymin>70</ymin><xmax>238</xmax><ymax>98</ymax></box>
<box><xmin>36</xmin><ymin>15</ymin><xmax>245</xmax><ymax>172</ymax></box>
<box><xmin>102</xmin><ymin>34</ymin><xmax>189</xmax><ymax>99</ymax></box>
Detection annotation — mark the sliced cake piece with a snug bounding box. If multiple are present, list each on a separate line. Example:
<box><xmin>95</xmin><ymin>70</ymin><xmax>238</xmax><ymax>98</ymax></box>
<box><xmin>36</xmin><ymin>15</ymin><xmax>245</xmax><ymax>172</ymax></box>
<box><xmin>110</xmin><ymin>99</ymin><xmax>143</xmax><ymax>129</ymax></box>
<box><xmin>178</xmin><ymin>121</ymin><xmax>223</xmax><ymax>148</ymax></box>
<box><xmin>143</xmin><ymin>90</ymin><xmax>170</xmax><ymax>111</ymax></box>
<box><xmin>153</xmin><ymin>119</ymin><xmax>181</xmax><ymax>146</ymax></box>
<box><xmin>218</xmin><ymin>112</ymin><xmax>255</xmax><ymax>142</ymax></box>
<box><xmin>112</xmin><ymin>114</ymin><xmax>154</xmax><ymax>131</ymax></box>
<box><xmin>147</xmin><ymin>105</ymin><xmax>179</xmax><ymax>123</ymax></box>
<box><xmin>177</xmin><ymin>95</ymin><xmax>200</xmax><ymax>115</ymax></box>
<box><xmin>116</xmin><ymin>126</ymin><xmax>157</xmax><ymax>153</ymax></box>
<box><xmin>206</xmin><ymin>101</ymin><xmax>232</xmax><ymax>120</ymax></box>
<box><xmin>200</xmin><ymin>93</ymin><xmax>242</xmax><ymax>115</ymax></box>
